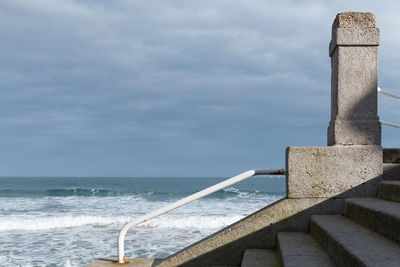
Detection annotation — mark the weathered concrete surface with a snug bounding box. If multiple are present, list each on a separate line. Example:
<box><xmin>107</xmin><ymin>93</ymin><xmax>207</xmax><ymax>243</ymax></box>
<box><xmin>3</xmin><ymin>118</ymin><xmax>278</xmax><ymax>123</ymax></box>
<box><xmin>328</xmin><ymin>12</ymin><xmax>380</xmax><ymax>146</ymax></box>
<box><xmin>311</xmin><ymin>215</ymin><xmax>400</xmax><ymax>267</ymax></box>
<box><xmin>379</xmin><ymin>181</ymin><xmax>400</xmax><ymax>201</ymax></box>
<box><xmin>383</xmin><ymin>163</ymin><xmax>400</xmax><ymax>180</ymax></box>
<box><xmin>277</xmin><ymin>232</ymin><xmax>335</xmax><ymax>267</ymax></box>
<box><xmin>346</xmin><ymin>197</ymin><xmax>400</xmax><ymax>244</ymax></box>
<box><xmin>157</xmin><ymin>198</ymin><xmax>344</xmax><ymax>267</ymax></box>
<box><xmin>383</xmin><ymin>148</ymin><xmax>400</xmax><ymax>163</ymax></box>
<box><xmin>286</xmin><ymin>145</ymin><xmax>382</xmax><ymax>198</ymax></box>
<box><xmin>240</xmin><ymin>249</ymin><xmax>279</xmax><ymax>267</ymax></box>
<box><xmin>329</xmin><ymin>46</ymin><xmax>378</xmax><ymax>119</ymax></box>
<box><xmin>329</xmin><ymin>28</ymin><xmax>379</xmax><ymax>55</ymax></box>
<box><xmin>87</xmin><ymin>258</ymin><xmax>161</xmax><ymax>267</ymax></box>
<box><xmin>328</xmin><ymin>118</ymin><xmax>381</xmax><ymax>146</ymax></box>
<box><xmin>332</xmin><ymin>12</ymin><xmax>376</xmax><ymax>29</ymax></box>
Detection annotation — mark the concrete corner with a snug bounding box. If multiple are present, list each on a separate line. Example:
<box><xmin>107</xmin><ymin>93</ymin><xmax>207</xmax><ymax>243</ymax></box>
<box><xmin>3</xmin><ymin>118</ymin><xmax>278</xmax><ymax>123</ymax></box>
<box><xmin>286</xmin><ymin>145</ymin><xmax>382</xmax><ymax>198</ymax></box>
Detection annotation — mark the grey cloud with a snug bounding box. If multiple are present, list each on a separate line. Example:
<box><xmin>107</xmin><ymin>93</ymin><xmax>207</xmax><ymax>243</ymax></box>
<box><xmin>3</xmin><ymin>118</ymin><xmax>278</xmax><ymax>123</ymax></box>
<box><xmin>0</xmin><ymin>0</ymin><xmax>398</xmax><ymax>176</ymax></box>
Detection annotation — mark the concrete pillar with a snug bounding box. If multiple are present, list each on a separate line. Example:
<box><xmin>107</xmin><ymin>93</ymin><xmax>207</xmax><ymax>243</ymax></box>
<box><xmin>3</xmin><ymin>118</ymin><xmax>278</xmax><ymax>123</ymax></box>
<box><xmin>327</xmin><ymin>12</ymin><xmax>381</xmax><ymax>146</ymax></box>
<box><xmin>286</xmin><ymin>12</ymin><xmax>383</xmax><ymax>199</ymax></box>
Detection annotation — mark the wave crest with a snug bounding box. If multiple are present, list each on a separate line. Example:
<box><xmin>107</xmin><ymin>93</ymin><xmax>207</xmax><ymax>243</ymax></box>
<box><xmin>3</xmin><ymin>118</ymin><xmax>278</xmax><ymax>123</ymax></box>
<box><xmin>0</xmin><ymin>215</ymin><xmax>244</xmax><ymax>231</ymax></box>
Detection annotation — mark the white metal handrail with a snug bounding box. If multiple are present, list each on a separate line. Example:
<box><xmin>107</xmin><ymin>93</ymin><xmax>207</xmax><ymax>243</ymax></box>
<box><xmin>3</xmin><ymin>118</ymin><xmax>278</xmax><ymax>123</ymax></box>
<box><xmin>381</xmin><ymin>120</ymin><xmax>400</xmax><ymax>128</ymax></box>
<box><xmin>378</xmin><ymin>87</ymin><xmax>400</xmax><ymax>100</ymax></box>
<box><xmin>378</xmin><ymin>87</ymin><xmax>400</xmax><ymax>128</ymax></box>
<box><xmin>117</xmin><ymin>168</ymin><xmax>285</xmax><ymax>264</ymax></box>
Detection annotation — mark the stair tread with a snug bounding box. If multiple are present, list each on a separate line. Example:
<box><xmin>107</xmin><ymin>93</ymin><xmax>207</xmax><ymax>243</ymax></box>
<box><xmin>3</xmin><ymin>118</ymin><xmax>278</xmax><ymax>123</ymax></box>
<box><xmin>278</xmin><ymin>232</ymin><xmax>335</xmax><ymax>267</ymax></box>
<box><xmin>346</xmin><ymin>197</ymin><xmax>400</xmax><ymax>217</ymax></box>
<box><xmin>380</xmin><ymin>180</ymin><xmax>400</xmax><ymax>185</ymax></box>
<box><xmin>312</xmin><ymin>215</ymin><xmax>400</xmax><ymax>265</ymax></box>
<box><xmin>383</xmin><ymin>163</ymin><xmax>400</xmax><ymax>180</ymax></box>
<box><xmin>383</xmin><ymin>163</ymin><xmax>400</xmax><ymax>167</ymax></box>
<box><xmin>379</xmin><ymin>180</ymin><xmax>400</xmax><ymax>201</ymax></box>
<box><xmin>383</xmin><ymin>148</ymin><xmax>400</xmax><ymax>163</ymax></box>
<box><xmin>241</xmin><ymin>249</ymin><xmax>279</xmax><ymax>267</ymax></box>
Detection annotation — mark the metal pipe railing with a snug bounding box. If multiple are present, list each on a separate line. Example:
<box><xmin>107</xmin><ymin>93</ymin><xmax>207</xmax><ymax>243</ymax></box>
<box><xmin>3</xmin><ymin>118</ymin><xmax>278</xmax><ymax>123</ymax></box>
<box><xmin>378</xmin><ymin>87</ymin><xmax>400</xmax><ymax>100</ymax></box>
<box><xmin>381</xmin><ymin>120</ymin><xmax>400</xmax><ymax>128</ymax></box>
<box><xmin>117</xmin><ymin>168</ymin><xmax>285</xmax><ymax>264</ymax></box>
<box><xmin>378</xmin><ymin>87</ymin><xmax>400</xmax><ymax>128</ymax></box>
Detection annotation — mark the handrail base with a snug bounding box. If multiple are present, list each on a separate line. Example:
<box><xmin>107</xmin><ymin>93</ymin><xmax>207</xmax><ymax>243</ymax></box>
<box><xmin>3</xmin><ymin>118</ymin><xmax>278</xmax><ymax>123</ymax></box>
<box><xmin>87</xmin><ymin>257</ymin><xmax>162</xmax><ymax>266</ymax></box>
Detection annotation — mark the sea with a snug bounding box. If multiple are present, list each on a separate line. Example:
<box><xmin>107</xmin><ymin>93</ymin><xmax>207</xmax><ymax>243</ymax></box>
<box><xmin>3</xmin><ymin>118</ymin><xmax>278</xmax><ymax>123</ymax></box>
<box><xmin>0</xmin><ymin>176</ymin><xmax>286</xmax><ymax>267</ymax></box>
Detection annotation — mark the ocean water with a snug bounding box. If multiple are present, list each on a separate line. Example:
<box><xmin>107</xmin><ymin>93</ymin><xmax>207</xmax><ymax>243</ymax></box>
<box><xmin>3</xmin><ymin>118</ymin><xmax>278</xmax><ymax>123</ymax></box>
<box><xmin>0</xmin><ymin>176</ymin><xmax>285</xmax><ymax>266</ymax></box>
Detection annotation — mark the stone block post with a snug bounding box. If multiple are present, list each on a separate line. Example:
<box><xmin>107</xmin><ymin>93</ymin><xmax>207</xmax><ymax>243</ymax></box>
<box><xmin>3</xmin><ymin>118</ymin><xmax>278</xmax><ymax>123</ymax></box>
<box><xmin>328</xmin><ymin>12</ymin><xmax>381</xmax><ymax>145</ymax></box>
<box><xmin>286</xmin><ymin>12</ymin><xmax>382</xmax><ymax>199</ymax></box>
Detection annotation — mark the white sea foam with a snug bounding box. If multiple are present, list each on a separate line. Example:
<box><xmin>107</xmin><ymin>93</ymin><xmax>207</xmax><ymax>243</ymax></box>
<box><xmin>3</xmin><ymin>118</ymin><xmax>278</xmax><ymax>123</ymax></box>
<box><xmin>0</xmin><ymin>215</ymin><xmax>130</xmax><ymax>231</ymax></box>
<box><xmin>0</xmin><ymin>214</ymin><xmax>244</xmax><ymax>231</ymax></box>
<box><xmin>140</xmin><ymin>215</ymin><xmax>244</xmax><ymax>229</ymax></box>
<box><xmin>222</xmin><ymin>187</ymin><xmax>260</xmax><ymax>197</ymax></box>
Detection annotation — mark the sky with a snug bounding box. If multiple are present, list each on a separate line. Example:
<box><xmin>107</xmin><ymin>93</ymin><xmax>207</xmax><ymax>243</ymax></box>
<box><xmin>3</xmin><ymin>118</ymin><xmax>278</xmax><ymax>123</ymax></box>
<box><xmin>0</xmin><ymin>0</ymin><xmax>399</xmax><ymax>177</ymax></box>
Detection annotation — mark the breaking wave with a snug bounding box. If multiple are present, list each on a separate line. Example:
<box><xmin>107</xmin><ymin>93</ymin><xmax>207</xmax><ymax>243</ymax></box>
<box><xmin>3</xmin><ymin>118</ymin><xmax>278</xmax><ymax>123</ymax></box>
<box><xmin>0</xmin><ymin>215</ymin><xmax>244</xmax><ymax>231</ymax></box>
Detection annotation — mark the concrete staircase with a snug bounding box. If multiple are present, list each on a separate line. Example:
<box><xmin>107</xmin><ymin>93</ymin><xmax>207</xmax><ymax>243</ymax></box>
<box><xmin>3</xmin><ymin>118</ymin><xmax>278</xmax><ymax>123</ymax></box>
<box><xmin>241</xmin><ymin>162</ymin><xmax>400</xmax><ymax>267</ymax></box>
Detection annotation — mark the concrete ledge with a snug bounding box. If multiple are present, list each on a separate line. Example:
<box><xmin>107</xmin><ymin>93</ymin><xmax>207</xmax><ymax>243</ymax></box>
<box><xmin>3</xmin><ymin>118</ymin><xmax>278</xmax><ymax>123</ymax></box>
<box><xmin>286</xmin><ymin>145</ymin><xmax>382</xmax><ymax>198</ymax></box>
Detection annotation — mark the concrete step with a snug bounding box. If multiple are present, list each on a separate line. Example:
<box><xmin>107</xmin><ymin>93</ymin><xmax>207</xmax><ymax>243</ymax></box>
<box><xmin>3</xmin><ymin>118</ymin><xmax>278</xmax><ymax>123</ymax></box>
<box><xmin>241</xmin><ymin>249</ymin><xmax>280</xmax><ymax>267</ymax></box>
<box><xmin>311</xmin><ymin>215</ymin><xmax>400</xmax><ymax>267</ymax></box>
<box><xmin>379</xmin><ymin>181</ymin><xmax>400</xmax><ymax>202</ymax></box>
<box><xmin>383</xmin><ymin>148</ymin><xmax>400</xmax><ymax>163</ymax></box>
<box><xmin>345</xmin><ymin>197</ymin><xmax>400</xmax><ymax>244</ymax></box>
<box><xmin>383</xmin><ymin>163</ymin><xmax>400</xmax><ymax>180</ymax></box>
<box><xmin>277</xmin><ymin>232</ymin><xmax>336</xmax><ymax>267</ymax></box>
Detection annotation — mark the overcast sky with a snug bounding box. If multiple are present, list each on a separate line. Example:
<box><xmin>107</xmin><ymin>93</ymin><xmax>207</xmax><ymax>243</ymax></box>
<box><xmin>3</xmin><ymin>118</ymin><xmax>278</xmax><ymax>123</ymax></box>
<box><xmin>0</xmin><ymin>0</ymin><xmax>399</xmax><ymax>177</ymax></box>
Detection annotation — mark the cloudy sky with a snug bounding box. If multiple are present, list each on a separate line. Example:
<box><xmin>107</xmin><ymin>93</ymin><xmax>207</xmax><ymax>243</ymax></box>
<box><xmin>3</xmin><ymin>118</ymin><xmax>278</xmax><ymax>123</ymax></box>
<box><xmin>1</xmin><ymin>0</ymin><xmax>399</xmax><ymax>177</ymax></box>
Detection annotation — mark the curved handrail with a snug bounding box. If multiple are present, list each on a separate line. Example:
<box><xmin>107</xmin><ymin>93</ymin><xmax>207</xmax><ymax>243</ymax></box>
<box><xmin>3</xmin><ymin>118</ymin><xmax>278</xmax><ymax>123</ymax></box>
<box><xmin>117</xmin><ymin>168</ymin><xmax>285</xmax><ymax>264</ymax></box>
<box><xmin>378</xmin><ymin>87</ymin><xmax>400</xmax><ymax>100</ymax></box>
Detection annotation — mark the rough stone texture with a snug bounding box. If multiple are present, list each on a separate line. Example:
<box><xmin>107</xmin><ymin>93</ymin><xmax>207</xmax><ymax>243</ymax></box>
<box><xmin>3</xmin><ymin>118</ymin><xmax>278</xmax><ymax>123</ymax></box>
<box><xmin>330</xmin><ymin>46</ymin><xmax>378</xmax><ymax>119</ymax></box>
<box><xmin>378</xmin><ymin>181</ymin><xmax>400</xmax><ymax>202</ymax></box>
<box><xmin>329</xmin><ymin>28</ymin><xmax>379</xmax><ymax>56</ymax></box>
<box><xmin>240</xmin><ymin>249</ymin><xmax>279</xmax><ymax>267</ymax></box>
<box><xmin>383</xmin><ymin>163</ymin><xmax>400</xmax><ymax>180</ymax></box>
<box><xmin>345</xmin><ymin>198</ymin><xmax>400</xmax><ymax>244</ymax></box>
<box><xmin>311</xmin><ymin>215</ymin><xmax>400</xmax><ymax>267</ymax></box>
<box><xmin>87</xmin><ymin>258</ymin><xmax>161</xmax><ymax>267</ymax></box>
<box><xmin>383</xmin><ymin>148</ymin><xmax>400</xmax><ymax>163</ymax></box>
<box><xmin>286</xmin><ymin>146</ymin><xmax>382</xmax><ymax>198</ymax></box>
<box><xmin>332</xmin><ymin>12</ymin><xmax>376</xmax><ymax>29</ymax></box>
<box><xmin>328</xmin><ymin>12</ymin><xmax>380</xmax><ymax>146</ymax></box>
<box><xmin>277</xmin><ymin>232</ymin><xmax>335</xmax><ymax>267</ymax></box>
<box><xmin>158</xmin><ymin>198</ymin><xmax>344</xmax><ymax>267</ymax></box>
<box><xmin>328</xmin><ymin>119</ymin><xmax>381</xmax><ymax>146</ymax></box>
